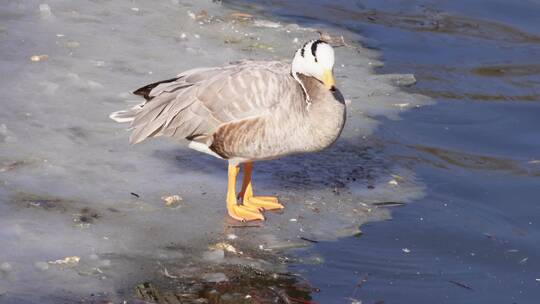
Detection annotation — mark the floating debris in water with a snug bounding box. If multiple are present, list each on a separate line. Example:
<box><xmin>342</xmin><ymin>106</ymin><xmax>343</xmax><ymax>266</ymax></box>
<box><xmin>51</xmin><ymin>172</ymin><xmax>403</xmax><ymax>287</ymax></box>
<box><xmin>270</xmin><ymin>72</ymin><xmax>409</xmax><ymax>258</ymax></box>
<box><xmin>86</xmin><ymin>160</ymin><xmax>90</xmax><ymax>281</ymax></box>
<box><xmin>48</xmin><ymin>256</ymin><xmax>80</xmax><ymax>266</ymax></box>
<box><xmin>381</xmin><ymin>74</ymin><xmax>417</xmax><ymax>87</ymax></box>
<box><xmin>317</xmin><ymin>30</ymin><xmax>350</xmax><ymax>47</ymax></box>
<box><xmin>161</xmin><ymin>267</ymin><xmax>177</xmax><ymax>279</ymax></box>
<box><xmin>448</xmin><ymin>280</ymin><xmax>473</xmax><ymax>291</ymax></box>
<box><xmin>135</xmin><ymin>264</ymin><xmax>313</xmax><ymax>303</ymax></box>
<box><xmin>135</xmin><ymin>283</ymin><xmax>167</xmax><ymax>303</ymax></box>
<box><xmin>394</xmin><ymin>103</ymin><xmax>411</xmax><ymax>108</ymax></box>
<box><xmin>227</xmin><ymin>224</ymin><xmax>261</xmax><ymax>228</ymax></box>
<box><xmin>483</xmin><ymin>232</ymin><xmax>495</xmax><ymax>240</ymax></box>
<box><xmin>161</xmin><ymin>195</ymin><xmax>182</xmax><ymax>207</ymax></box>
<box><xmin>195</xmin><ymin>10</ymin><xmax>209</xmax><ymax>20</ymax></box>
<box><xmin>401</xmin><ymin>248</ymin><xmax>411</xmax><ymax>254</ymax></box>
<box><xmin>0</xmin><ymin>161</ymin><xmax>27</xmax><ymax>172</ymax></box>
<box><xmin>157</xmin><ymin>262</ymin><xmax>178</xmax><ymax>279</ymax></box>
<box><xmin>74</xmin><ymin>207</ymin><xmax>101</xmax><ymax>224</ymax></box>
<box><xmin>229</xmin><ymin>12</ymin><xmax>253</xmax><ymax>21</ymax></box>
<box><xmin>372</xmin><ymin>202</ymin><xmax>406</xmax><ymax>207</ymax></box>
<box><xmin>224</xmin><ymin>37</ymin><xmax>241</xmax><ymax>44</ymax></box>
<box><xmin>356</xmin><ymin>273</ymin><xmax>370</xmax><ymax>289</ymax></box>
<box><xmin>209</xmin><ymin>242</ymin><xmax>242</xmax><ymax>255</ymax></box>
<box><xmin>300</xmin><ymin>237</ymin><xmax>318</xmax><ymax>243</ymax></box>
<box><xmin>30</xmin><ymin>55</ymin><xmax>48</xmax><ymax>62</ymax></box>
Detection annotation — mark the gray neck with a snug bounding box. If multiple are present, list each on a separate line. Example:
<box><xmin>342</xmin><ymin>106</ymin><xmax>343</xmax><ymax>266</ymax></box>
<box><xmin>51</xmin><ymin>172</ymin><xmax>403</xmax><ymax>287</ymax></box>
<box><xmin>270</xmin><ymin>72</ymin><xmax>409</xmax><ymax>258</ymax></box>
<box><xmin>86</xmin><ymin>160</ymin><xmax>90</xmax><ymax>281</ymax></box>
<box><xmin>297</xmin><ymin>74</ymin><xmax>346</xmax><ymax>151</ymax></box>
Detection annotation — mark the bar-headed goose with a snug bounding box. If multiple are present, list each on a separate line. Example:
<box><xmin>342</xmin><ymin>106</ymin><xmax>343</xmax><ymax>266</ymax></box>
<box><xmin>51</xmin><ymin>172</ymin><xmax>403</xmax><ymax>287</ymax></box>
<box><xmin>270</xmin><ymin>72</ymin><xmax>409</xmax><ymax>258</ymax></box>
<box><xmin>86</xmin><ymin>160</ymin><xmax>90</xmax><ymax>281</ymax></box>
<box><xmin>110</xmin><ymin>40</ymin><xmax>346</xmax><ymax>222</ymax></box>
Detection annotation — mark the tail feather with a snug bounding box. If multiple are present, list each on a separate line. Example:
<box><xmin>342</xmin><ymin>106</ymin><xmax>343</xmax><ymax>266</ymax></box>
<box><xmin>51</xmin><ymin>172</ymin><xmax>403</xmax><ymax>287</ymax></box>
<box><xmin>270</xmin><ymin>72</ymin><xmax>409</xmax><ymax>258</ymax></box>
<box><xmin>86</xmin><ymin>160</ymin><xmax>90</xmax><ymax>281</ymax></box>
<box><xmin>133</xmin><ymin>76</ymin><xmax>179</xmax><ymax>101</ymax></box>
<box><xmin>109</xmin><ymin>104</ymin><xmax>144</xmax><ymax>123</ymax></box>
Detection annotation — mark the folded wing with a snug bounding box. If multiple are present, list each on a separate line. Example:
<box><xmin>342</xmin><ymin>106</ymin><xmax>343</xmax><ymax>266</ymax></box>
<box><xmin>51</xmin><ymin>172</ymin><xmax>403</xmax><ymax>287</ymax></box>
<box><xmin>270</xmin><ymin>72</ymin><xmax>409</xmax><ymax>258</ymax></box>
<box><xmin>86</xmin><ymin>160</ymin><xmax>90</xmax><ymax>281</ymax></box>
<box><xmin>128</xmin><ymin>61</ymin><xmax>292</xmax><ymax>145</ymax></box>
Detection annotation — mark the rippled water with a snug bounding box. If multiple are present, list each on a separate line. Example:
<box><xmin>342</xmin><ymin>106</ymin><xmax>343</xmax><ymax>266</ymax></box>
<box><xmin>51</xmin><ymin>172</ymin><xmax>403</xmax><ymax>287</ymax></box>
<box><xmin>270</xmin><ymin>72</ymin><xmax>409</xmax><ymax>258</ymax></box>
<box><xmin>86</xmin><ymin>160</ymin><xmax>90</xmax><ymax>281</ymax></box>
<box><xmin>225</xmin><ymin>0</ymin><xmax>540</xmax><ymax>303</ymax></box>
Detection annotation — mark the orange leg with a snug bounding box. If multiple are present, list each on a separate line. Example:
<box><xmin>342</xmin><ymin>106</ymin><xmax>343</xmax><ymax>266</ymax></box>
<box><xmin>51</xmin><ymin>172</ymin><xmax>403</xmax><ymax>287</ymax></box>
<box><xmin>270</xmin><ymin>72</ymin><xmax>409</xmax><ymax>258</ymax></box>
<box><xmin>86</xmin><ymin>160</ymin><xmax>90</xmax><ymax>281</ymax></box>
<box><xmin>226</xmin><ymin>164</ymin><xmax>265</xmax><ymax>222</ymax></box>
<box><xmin>239</xmin><ymin>162</ymin><xmax>284</xmax><ymax>211</ymax></box>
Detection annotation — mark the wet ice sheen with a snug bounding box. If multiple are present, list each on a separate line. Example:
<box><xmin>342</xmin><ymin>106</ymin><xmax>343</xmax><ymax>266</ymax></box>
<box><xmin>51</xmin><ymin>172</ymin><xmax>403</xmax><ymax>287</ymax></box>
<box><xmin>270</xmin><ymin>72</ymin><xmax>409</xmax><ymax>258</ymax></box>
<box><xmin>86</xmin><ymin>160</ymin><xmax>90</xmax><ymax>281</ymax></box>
<box><xmin>0</xmin><ymin>0</ymin><xmax>428</xmax><ymax>302</ymax></box>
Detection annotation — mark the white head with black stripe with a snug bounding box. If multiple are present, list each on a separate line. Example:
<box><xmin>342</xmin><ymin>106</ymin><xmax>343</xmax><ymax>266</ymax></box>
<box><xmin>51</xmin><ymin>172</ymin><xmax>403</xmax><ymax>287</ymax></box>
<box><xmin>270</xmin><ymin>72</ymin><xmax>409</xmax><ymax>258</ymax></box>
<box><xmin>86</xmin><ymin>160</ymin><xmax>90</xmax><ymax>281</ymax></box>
<box><xmin>292</xmin><ymin>39</ymin><xmax>336</xmax><ymax>94</ymax></box>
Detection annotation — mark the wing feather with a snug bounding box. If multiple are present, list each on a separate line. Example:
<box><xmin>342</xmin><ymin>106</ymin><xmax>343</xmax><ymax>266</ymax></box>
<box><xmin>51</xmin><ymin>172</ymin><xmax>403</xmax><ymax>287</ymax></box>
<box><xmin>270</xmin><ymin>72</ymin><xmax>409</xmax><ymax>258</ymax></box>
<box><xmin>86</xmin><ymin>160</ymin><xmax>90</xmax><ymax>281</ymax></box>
<box><xmin>128</xmin><ymin>61</ymin><xmax>297</xmax><ymax>146</ymax></box>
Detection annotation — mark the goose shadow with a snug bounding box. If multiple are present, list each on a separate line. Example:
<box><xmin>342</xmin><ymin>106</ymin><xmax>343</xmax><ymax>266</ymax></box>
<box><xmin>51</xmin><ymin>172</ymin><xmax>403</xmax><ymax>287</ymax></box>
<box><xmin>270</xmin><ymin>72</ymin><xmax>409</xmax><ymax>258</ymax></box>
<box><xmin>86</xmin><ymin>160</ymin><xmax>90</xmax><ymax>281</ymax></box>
<box><xmin>152</xmin><ymin>137</ymin><xmax>391</xmax><ymax>194</ymax></box>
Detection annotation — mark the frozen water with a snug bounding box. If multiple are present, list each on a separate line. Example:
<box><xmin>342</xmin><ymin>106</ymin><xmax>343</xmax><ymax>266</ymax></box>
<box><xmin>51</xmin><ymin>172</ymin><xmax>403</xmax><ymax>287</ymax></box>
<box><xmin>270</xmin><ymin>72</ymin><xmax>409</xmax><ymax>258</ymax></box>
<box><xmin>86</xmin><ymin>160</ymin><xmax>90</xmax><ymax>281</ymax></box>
<box><xmin>0</xmin><ymin>263</ymin><xmax>12</xmax><ymax>274</ymax></box>
<box><xmin>33</xmin><ymin>261</ymin><xmax>49</xmax><ymax>271</ymax></box>
<box><xmin>202</xmin><ymin>249</ymin><xmax>225</xmax><ymax>263</ymax></box>
<box><xmin>202</xmin><ymin>272</ymin><xmax>228</xmax><ymax>283</ymax></box>
<box><xmin>39</xmin><ymin>4</ymin><xmax>53</xmax><ymax>20</ymax></box>
<box><xmin>0</xmin><ymin>124</ymin><xmax>17</xmax><ymax>143</ymax></box>
<box><xmin>0</xmin><ymin>0</ymin><xmax>429</xmax><ymax>302</ymax></box>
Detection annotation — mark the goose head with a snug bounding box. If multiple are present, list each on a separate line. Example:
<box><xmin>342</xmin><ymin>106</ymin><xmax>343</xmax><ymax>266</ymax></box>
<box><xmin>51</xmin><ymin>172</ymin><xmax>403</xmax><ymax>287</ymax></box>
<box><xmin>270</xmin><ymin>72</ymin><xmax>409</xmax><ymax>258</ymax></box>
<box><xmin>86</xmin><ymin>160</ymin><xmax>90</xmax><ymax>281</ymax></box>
<box><xmin>292</xmin><ymin>40</ymin><xmax>336</xmax><ymax>91</ymax></box>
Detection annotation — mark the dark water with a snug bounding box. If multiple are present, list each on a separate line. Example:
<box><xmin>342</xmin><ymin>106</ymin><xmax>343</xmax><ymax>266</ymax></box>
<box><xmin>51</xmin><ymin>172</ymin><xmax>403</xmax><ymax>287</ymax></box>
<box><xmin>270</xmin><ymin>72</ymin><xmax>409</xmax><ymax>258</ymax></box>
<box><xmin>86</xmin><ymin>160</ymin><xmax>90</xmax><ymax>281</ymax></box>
<box><xmin>226</xmin><ymin>0</ymin><xmax>540</xmax><ymax>303</ymax></box>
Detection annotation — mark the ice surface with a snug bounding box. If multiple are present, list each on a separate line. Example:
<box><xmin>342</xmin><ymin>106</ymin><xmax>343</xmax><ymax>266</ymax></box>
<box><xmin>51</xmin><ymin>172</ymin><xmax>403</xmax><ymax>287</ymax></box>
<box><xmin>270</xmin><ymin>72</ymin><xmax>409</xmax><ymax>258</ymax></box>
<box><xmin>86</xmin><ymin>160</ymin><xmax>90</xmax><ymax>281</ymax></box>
<box><xmin>38</xmin><ymin>3</ymin><xmax>53</xmax><ymax>20</ymax></box>
<box><xmin>0</xmin><ymin>0</ymin><xmax>429</xmax><ymax>302</ymax></box>
<box><xmin>202</xmin><ymin>272</ymin><xmax>228</xmax><ymax>283</ymax></box>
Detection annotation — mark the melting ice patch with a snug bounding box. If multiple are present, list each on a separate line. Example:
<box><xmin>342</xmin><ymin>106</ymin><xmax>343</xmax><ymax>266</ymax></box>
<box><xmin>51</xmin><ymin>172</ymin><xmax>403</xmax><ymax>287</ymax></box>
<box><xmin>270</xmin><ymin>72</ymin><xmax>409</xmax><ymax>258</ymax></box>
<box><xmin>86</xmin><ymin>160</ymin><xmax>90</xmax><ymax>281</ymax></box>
<box><xmin>0</xmin><ymin>0</ymin><xmax>429</xmax><ymax>302</ymax></box>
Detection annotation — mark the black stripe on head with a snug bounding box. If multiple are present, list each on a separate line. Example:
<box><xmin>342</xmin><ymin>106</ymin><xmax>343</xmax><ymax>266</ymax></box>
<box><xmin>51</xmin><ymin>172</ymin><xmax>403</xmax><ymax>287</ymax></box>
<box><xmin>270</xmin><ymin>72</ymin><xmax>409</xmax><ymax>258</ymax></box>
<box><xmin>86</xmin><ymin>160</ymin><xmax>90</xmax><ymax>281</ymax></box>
<box><xmin>300</xmin><ymin>40</ymin><xmax>311</xmax><ymax>57</ymax></box>
<box><xmin>311</xmin><ymin>39</ymin><xmax>325</xmax><ymax>62</ymax></box>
